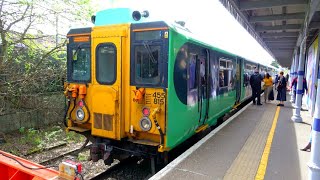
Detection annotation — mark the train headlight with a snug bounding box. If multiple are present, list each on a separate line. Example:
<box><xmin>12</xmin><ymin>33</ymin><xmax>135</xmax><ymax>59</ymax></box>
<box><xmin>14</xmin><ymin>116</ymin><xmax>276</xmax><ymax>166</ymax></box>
<box><xmin>76</xmin><ymin>108</ymin><xmax>85</xmax><ymax>121</ymax></box>
<box><xmin>139</xmin><ymin>117</ymin><xmax>152</xmax><ymax>131</ymax></box>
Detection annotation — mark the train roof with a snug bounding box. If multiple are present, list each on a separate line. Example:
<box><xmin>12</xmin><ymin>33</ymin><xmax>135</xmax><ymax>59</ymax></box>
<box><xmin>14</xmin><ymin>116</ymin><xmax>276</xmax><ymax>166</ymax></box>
<box><xmin>165</xmin><ymin>21</ymin><xmax>272</xmax><ymax>68</ymax></box>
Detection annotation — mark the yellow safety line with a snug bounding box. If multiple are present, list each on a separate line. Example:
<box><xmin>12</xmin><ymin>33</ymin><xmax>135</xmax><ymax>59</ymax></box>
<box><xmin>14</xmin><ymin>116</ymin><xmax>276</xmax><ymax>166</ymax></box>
<box><xmin>255</xmin><ymin>106</ymin><xmax>281</xmax><ymax>180</ymax></box>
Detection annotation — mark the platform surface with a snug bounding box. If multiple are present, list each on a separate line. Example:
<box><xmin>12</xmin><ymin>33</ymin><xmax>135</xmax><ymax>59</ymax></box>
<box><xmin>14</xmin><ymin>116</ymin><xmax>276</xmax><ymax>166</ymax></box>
<box><xmin>150</xmin><ymin>94</ymin><xmax>312</xmax><ymax>180</ymax></box>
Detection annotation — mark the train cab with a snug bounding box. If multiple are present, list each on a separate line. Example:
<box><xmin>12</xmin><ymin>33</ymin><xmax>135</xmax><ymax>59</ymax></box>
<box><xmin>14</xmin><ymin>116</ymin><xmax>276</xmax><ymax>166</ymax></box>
<box><xmin>64</xmin><ymin>8</ymin><xmax>169</xmax><ymax>164</ymax></box>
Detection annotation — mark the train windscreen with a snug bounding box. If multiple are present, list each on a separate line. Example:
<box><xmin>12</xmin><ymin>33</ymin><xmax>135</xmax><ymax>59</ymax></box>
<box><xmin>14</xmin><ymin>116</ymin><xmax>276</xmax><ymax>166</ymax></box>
<box><xmin>134</xmin><ymin>44</ymin><xmax>161</xmax><ymax>85</ymax></box>
<box><xmin>70</xmin><ymin>46</ymin><xmax>91</xmax><ymax>81</ymax></box>
<box><xmin>131</xmin><ymin>28</ymin><xmax>168</xmax><ymax>87</ymax></box>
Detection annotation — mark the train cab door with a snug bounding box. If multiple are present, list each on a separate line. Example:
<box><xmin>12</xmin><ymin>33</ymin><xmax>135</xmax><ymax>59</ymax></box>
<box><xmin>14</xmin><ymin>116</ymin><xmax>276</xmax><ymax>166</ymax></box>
<box><xmin>91</xmin><ymin>34</ymin><xmax>123</xmax><ymax>140</ymax></box>
<box><xmin>235</xmin><ymin>58</ymin><xmax>242</xmax><ymax>103</ymax></box>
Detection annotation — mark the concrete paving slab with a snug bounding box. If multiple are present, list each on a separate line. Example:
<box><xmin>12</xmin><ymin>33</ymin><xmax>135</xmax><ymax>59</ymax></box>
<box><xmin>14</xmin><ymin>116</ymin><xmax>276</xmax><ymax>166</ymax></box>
<box><xmin>153</xmin><ymin>103</ymin><xmax>267</xmax><ymax>179</ymax></box>
<box><xmin>164</xmin><ymin>167</ymin><xmax>213</xmax><ymax>180</ymax></box>
<box><xmin>151</xmin><ymin>94</ymin><xmax>312</xmax><ymax>180</ymax></box>
<box><xmin>265</xmin><ymin>100</ymin><xmax>311</xmax><ymax>180</ymax></box>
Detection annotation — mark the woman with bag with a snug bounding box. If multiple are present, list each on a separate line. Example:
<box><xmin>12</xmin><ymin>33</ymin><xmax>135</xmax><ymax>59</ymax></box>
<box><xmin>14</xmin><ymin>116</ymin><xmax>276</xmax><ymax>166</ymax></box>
<box><xmin>263</xmin><ymin>73</ymin><xmax>273</xmax><ymax>103</ymax></box>
<box><xmin>276</xmin><ymin>71</ymin><xmax>287</xmax><ymax>106</ymax></box>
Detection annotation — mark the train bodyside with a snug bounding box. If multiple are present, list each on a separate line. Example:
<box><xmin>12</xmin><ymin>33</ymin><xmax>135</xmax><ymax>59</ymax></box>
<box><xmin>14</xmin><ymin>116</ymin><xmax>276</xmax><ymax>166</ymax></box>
<box><xmin>165</xmin><ymin>26</ymin><xmax>262</xmax><ymax>149</ymax></box>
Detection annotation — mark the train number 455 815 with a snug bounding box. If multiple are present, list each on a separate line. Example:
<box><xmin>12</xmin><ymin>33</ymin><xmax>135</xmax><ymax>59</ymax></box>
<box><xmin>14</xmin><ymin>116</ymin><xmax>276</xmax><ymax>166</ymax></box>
<box><xmin>153</xmin><ymin>92</ymin><xmax>165</xmax><ymax>105</ymax></box>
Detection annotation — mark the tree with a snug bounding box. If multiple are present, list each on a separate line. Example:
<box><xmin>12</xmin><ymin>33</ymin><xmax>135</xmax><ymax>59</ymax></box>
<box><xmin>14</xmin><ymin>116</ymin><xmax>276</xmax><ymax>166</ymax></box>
<box><xmin>0</xmin><ymin>0</ymin><xmax>96</xmax><ymax>114</ymax></box>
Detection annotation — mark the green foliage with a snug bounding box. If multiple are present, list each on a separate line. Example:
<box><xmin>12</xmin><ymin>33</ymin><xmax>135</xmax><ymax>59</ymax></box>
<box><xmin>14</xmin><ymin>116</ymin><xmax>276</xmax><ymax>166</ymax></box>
<box><xmin>66</xmin><ymin>131</ymin><xmax>82</xmax><ymax>142</ymax></box>
<box><xmin>45</xmin><ymin>129</ymin><xmax>63</xmax><ymax>140</ymax></box>
<box><xmin>0</xmin><ymin>124</ymin><xmax>86</xmax><ymax>156</ymax></box>
<box><xmin>0</xmin><ymin>0</ymin><xmax>95</xmax><ymax>113</ymax></box>
<box><xmin>20</xmin><ymin>128</ymin><xmax>43</xmax><ymax>146</ymax></box>
<box><xmin>19</xmin><ymin>127</ymin><xmax>25</xmax><ymax>134</ymax></box>
<box><xmin>78</xmin><ymin>152</ymin><xmax>88</xmax><ymax>161</ymax></box>
<box><xmin>9</xmin><ymin>148</ymin><xmax>20</xmax><ymax>156</ymax></box>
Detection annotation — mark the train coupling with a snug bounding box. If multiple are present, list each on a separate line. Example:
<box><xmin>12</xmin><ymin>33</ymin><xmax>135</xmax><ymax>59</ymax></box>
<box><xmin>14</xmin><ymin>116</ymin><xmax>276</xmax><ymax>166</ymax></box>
<box><xmin>90</xmin><ymin>143</ymin><xmax>114</xmax><ymax>165</ymax></box>
<box><xmin>137</xmin><ymin>158</ymin><xmax>144</xmax><ymax>164</ymax></box>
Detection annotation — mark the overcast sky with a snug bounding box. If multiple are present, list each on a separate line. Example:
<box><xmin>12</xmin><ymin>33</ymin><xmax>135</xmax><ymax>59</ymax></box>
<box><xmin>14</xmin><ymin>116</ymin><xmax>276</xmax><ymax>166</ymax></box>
<box><xmin>71</xmin><ymin>0</ymin><xmax>275</xmax><ymax>66</ymax></box>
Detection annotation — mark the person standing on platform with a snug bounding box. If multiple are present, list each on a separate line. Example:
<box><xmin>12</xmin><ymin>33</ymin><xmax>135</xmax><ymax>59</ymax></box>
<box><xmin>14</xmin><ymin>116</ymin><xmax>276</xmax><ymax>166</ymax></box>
<box><xmin>263</xmin><ymin>73</ymin><xmax>273</xmax><ymax>103</ymax></box>
<box><xmin>290</xmin><ymin>76</ymin><xmax>308</xmax><ymax>104</ymax></box>
<box><xmin>276</xmin><ymin>71</ymin><xmax>287</xmax><ymax>106</ymax></box>
<box><xmin>301</xmin><ymin>127</ymin><xmax>312</xmax><ymax>152</ymax></box>
<box><xmin>250</xmin><ymin>67</ymin><xmax>263</xmax><ymax>105</ymax></box>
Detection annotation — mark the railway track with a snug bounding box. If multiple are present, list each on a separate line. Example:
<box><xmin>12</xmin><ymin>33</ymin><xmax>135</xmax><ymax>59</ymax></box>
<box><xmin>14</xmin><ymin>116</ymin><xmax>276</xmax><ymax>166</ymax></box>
<box><xmin>24</xmin><ymin>141</ymin><xmax>68</xmax><ymax>156</ymax></box>
<box><xmin>89</xmin><ymin>156</ymin><xmax>153</xmax><ymax>180</ymax></box>
<box><xmin>39</xmin><ymin>144</ymin><xmax>91</xmax><ymax>166</ymax></box>
<box><xmin>23</xmin><ymin>138</ymin><xmax>91</xmax><ymax>170</ymax></box>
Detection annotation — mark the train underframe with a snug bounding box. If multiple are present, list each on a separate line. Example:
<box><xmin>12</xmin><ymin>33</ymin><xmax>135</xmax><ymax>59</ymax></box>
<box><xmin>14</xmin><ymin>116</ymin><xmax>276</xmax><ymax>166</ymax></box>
<box><xmin>78</xmin><ymin>131</ymin><xmax>166</xmax><ymax>174</ymax></box>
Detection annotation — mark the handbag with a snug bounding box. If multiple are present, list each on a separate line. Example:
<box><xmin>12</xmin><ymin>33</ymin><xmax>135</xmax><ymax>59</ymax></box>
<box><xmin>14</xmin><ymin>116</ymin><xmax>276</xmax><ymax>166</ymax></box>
<box><xmin>268</xmin><ymin>89</ymin><xmax>274</xmax><ymax>100</ymax></box>
<box><xmin>276</xmin><ymin>77</ymin><xmax>283</xmax><ymax>90</ymax></box>
<box><xmin>276</xmin><ymin>84</ymin><xmax>281</xmax><ymax>91</ymax></box>
<box><xmin>261</xmin><ymin>82</ymin><xmax>265</xmax><ymax>90</ymax></box>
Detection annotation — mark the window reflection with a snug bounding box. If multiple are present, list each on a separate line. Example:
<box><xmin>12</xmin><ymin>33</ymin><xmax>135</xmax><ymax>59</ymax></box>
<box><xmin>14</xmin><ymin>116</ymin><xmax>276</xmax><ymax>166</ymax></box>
<box><xmin>219</xmin><ymin>58</ymin><xmax>233</xmax><ymax>88</ymax></box>
<box><xmin>96</xmin><ymin>44</ymin><xmax>116</xmax><ymax>84</ymax></box>
<box><xmin>71</xmin><ymin>47</ymin><xmax>90</xmax><ymax>81</ymax></box>
<box><xmin>134</xmin><ymin>45</ymin><xmax>160</xmax><ymax>84</ymax></box>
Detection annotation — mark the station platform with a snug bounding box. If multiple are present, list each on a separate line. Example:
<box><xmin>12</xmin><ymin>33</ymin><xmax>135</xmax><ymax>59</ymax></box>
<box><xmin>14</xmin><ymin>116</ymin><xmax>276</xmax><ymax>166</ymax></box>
<box><xmin>150</xmin><ymin>93</ymin><xmax>312</xmax><ymax>180</ymax></box>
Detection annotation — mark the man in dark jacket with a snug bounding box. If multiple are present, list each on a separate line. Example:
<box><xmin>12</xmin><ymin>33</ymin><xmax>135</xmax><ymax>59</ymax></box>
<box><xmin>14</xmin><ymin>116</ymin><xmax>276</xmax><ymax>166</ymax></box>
<box><xmin>250</xmin><ymin>68</ymin><xmax>263</xmax><ymax>105</ymax></box>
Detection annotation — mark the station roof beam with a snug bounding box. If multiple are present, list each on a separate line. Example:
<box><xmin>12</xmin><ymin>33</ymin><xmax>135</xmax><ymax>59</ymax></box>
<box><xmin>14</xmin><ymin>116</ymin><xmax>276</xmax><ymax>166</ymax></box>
<box><xmin>260</xmin><ymin>32</ymin><xmax>299</xmax><ymax>38</ymax></box>
<box><xmin>249</xmin><ymin>13</ymin><xmax>305</xmax><ymax>23</ymax></box>
<box><xmin>240</xmin><ymin>0</ymin><xmax>308</xmax><ymax>11</ymax></box>
<box><xmin>256</xmin><ymin>24</ymin><xmax>302</xmax><ymax>32</ymax></box>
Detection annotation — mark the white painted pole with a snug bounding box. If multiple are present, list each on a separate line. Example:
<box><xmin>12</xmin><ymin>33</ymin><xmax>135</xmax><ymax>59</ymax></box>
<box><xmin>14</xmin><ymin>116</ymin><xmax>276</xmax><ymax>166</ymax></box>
<box><xmin>292</xmin><ymin>43</ymin><xmax>305</xmax><ymax>123</ymax></box>
<box><xmin>308</xmin><ymin>76</ymin><xmax>320</xmax><ymax>179</ymax></box>
<box><xmin>290</xmin><ymin>51</ymin><xmax>298</xmax><ymax>103</ymax></box>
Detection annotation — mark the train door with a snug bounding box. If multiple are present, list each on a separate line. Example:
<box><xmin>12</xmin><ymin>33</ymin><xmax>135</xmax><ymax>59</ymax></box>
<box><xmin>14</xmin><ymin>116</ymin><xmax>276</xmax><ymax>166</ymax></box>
<box><xmin>197</xmin><ymin>49</ymin><xmax>209</xmax><ymax>126</ymax></box>
<box><xmin>236</xmin><ymin>58</ymin><xmax>242</xmax><ymax>103</ymax></box>
<box><xmin>91</xmin><ymin>34</ymin><xmax>122</xmax><ymax>140</ymax></box>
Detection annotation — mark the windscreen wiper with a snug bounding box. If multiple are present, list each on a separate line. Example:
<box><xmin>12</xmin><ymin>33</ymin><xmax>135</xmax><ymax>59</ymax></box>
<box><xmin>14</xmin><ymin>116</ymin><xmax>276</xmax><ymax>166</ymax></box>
<box><xmin>73</xmin><ymin>44</ymin><xmax>82</xmax><ymax>59</ymax></box>
<box><xmin>143</xmin><ymin>41</ymin><xmax>157</xmax><ymax>63</ymax></box>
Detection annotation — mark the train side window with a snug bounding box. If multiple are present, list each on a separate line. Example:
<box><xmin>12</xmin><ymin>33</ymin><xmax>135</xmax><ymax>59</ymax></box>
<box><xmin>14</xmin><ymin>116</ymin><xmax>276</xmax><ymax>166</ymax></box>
<box><xmin>96</xmin><ymin>43</ymin><xmax>116</xmax><ymax>84</ymax></box>
<box><xmin>243</xmin><ymin>64</ymin><xmax>251</xmax><ymax>87</ymax></box>
<box><xmin>220</xmin><ymin>60</ymin><xmax>226</xmax><ymax>69</ymax></box>
<box><xmin>219</xmin><ymin>58</ymin><xmax>233</xmax><ymax>88</ymax></box>
<box><xmin>246</xmin><ymin>64</ymin><xmax>252</xmax><ymax>71</ymax></box>
<box><xmin>243</xmin><ymin>63</ymin><xmax>254</xmax><ymax>87</ymax></box>
<box><xmin>188</xmin><ymin>54</ymin><xmax>197</xmax><ymax>90</ymax></box>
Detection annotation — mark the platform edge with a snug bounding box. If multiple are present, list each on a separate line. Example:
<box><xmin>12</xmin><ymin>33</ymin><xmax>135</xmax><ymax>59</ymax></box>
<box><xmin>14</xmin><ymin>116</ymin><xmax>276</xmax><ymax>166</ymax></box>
<box><xmin>149</xmin><ymin>102</ymin><xmax>253</xmax><ymax>180</ymax></box>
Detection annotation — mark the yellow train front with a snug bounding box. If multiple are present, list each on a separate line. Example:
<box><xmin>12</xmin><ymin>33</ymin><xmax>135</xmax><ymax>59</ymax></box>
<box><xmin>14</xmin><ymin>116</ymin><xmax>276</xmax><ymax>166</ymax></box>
<box><xmin>64</xmin><ymin>9</ymin><xmax>168</xmax><ymax>165</ymax></box>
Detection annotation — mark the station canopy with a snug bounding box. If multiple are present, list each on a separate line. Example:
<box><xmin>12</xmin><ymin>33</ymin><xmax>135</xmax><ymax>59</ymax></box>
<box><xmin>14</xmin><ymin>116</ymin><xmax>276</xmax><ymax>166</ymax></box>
<box><xmin>220</xmin><ymin>0</ymin><xmax>320</xmax><ymax>67</ymax></box>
